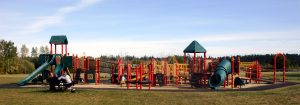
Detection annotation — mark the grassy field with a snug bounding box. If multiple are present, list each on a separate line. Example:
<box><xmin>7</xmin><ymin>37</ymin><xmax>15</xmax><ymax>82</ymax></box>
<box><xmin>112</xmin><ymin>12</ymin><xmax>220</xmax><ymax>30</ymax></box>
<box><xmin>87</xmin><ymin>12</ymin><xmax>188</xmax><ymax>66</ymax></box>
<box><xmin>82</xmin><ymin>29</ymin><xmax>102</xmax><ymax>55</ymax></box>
<box><xmin>0</xmin><ymin>74</ymin><xmax>27</xmax><ymax>84</ymax></box>
<box><xmin>0</xmin><ymin>72</ymin><xmax>299</xmax><ymax>105</ymax></box>
<box><xmin>262</xmin><ymin>72</ymin><xmax>300</xmax><ymax>82</ymax></box>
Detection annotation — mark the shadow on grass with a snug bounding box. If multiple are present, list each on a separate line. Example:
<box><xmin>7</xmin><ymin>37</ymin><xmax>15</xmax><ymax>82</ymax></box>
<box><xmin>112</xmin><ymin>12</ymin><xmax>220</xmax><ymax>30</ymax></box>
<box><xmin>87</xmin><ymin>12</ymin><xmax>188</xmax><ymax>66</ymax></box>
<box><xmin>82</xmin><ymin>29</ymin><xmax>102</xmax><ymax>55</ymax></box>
<box><xmin>27</xmin><ymin>88</ymin><xmax>86</xmax><ymax>94</ymax></box>
<box><xmin>0</xmin><ymin>83</ymin><xmax>19</xmax><ymax>88</ymax></box>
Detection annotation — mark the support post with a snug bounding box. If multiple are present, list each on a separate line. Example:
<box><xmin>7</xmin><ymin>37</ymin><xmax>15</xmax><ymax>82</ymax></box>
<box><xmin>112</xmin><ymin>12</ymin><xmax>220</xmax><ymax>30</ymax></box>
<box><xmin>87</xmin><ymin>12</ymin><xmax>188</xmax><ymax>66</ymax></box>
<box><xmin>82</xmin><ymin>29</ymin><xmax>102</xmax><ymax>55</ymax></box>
<box><xmin>274</xmin><ymin>56</ymin><xmax>277</xmax><ymax>84</ymax></box>
<box><xmin>148</xmin><ymin>62</ymin><xmax>152</xmax><ymax>90</ymax></box>
<box><xmin>50</xmin><ymin>44</ymin><xmax>52</xmax><ymax>54</ymax></box>
<box><xmin>256</xmin><ymin>60</ymin><xmax>259</xmax><ymax>83</ymax></box>
<box><xmin>55</xmin><ymin>44</ymin><xmax>57</xmax><ymax>54</ymax></box>
<box><xmin>50</xmin><ymin>44</ymin><xmax>53</xmax><ymax>77</ymax></box>
<box><xmin>223</xmin><ymin>75</ymin><xmax>227</xmax><ymax>88</ymax></box>
<box><xmin>127</xmin><ymin>64</ymin><xmax>131</xmax><ymax>90</ymax></box>
<box><xmin>164</xmin><ymin>60</ymin><xmax>167</xmax><ymax>86</ymax></box>
<box><xmin>193</xmin><ymin>53</ymin><xmax>196</xmax><ymax>73</ymax></box>
<box><xmin>238</xmin><ymin>56</ymin><xmax>240</xmax><ymax>77</ymax></box>
<box><xmin>175</xmin><ymin>63</ymin><xmax>178</xmax><ymax>86</ymax></box>
<box><xmin>203</xmin><ymin>52</ymin><xmax>207</xmax><ymax>86</ymax></box>
<box><xmin>250</xmin><ymin>66</ymin><xmax>252</xmax><ymax>83</ymax></box>
<box><xmin>99</xmin><ymin>59</ymin><xmax>101</xmax><ymax>84</ymax></box>
<box><xmin>72</xmin><ymin>54</ymin><xmax>75</xmax><ymax>80</ymax></box>
<box><xmin>65</xmin><ymin>45</ymin><xmax>67</xmax><ymax>55</ymax></box>
<box><xmin>83</xmin><ymin>56</ymin><xmax>87</xmax><ymax>84</ymax></box>
<box><xmin>136</xmin><ymin>65</ymin><xmax>138</xmax><ymax>90</ymax></box>
<box><xmin>140</xmin><ymin>64</ymin><xmax>143</xmax><ymax>90</ymax></box>
<box><xmin>283</xmin><ymin>56</ymin><xmax>286</xmax><ymax>83</ymax></box>
<box><xmin>231</xmin><ymin>56</ymin><xmax>234</xmax><ymax>88</ymax></box>
<box><xmin>61</xmin><ymin>44</ymin><xmax>64</xmax><ymax>56</ymax></box>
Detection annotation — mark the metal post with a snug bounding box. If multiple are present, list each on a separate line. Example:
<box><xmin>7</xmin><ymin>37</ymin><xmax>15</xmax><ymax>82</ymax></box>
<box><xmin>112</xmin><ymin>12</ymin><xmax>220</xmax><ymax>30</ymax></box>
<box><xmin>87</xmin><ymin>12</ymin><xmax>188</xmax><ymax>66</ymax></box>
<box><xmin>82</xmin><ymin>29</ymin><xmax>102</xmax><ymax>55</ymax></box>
<box><xmin>175</xmin><ymin>63</ymin><xmax>178</xmax><ymax>86</ymax></box>
<box><xmin>164</xmin><ymin>60</ymin><xmax>167</xmax><ymax>86</ymax></box>
<box><xmin>50</xmin><ymin>44</ymin><xmax>53</xmax><ymax>77</ymax></box>
<box><xmin>238</xmin><ymin>56</ymin><xmax>240</xmax><ymax>77</ymax></box>
<box><xmin>223</xmin><ymin>75</ymin><xmax>227</xmax><ymax>88</ymax></box>
<box><xmin>140</xmin><ymin>64</ymin><xmax>143</xmax><ymax>90</ymax></box>
<box><xmin>250</xmin><ymin>66</ymin><xmax>252</xmax><ymax>83</ymax></box>
<box><xmin>127</xmin><ymin>64</ymin><xmax>131</xmax><ymax>90</ymax></box>
<box><xmin>274</xmin><ymin>55</ymin><xmax>277</xmax><ymax>84</ymax></box>
<box><xmin>136</xmin><ymin>65</ymin><xmax>138</xmax><ymax>90</ymax></box>
<box><xmin>149</xmin><ymin>63</ymin><xmax>152</xmax><ymax>90</ymax></box>
<box><xmin>283</xmin><ymin>55</ymin><xmax>286</xmax><ymax>84</ymax></box>
<box><xmin>112</xmin><ymin>64</ymin><xmax>115</xmax><ymax>83</ymax></box>
<box><xmin>204</xmin><ymin>52</ymin><xmax>207</xmax><ymax>86</ymax></box>
<box><xmin>193</xmin><ymin>52</ymin><xmax>196</xmax><ymax>73</ymax></box>
<box><xmin>83</xmin><ymin>56</ymin><xmax>86</xmax><ymax>84</ymax></box>
<box><xmin>117</xmin><ymin>61</ymin><xmax>121</xmax><ymax>83</ymax></box>
<box><xmin>99</xmin><ymin>59</ymin><xmax>101</xmax><ymax>84</ymax></box>
<box><xmin>256</xmin><ymin>60</ymin><xmax>259</xmax><ymax>83</ymax></box>
<box><xmin>72</xmin><ymin>54</ymin><xmax>75</xmax><ymax>80</ymax></box>
<box><xmin>65</xmin><ymin>45</ymin><xmax>67</xmax><ymax>55</ymax></box>
<box><xmin>61</xmin><ymin>44</ymin><xmax>64</xmax><ymax>56</ymax></box>
<box><xmin>231</xmin><ymin>56</ymin><xmax>234</xmax><ymax>88</ymax></box>
<box><xmin>55</xmin><ymin>44</ymin><xmax>57</xmax><ymax>54</ymax></box>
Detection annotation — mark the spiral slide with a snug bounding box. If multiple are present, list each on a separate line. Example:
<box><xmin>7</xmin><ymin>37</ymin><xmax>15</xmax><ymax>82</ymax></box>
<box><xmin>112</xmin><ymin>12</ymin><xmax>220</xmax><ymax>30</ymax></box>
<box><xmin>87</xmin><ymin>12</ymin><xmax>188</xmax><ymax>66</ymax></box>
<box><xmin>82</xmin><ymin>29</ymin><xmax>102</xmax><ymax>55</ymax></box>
<box><xmin>208</xmin><ymin>59</ymin><xmax>232</xmax><ymax>89</ymax></box>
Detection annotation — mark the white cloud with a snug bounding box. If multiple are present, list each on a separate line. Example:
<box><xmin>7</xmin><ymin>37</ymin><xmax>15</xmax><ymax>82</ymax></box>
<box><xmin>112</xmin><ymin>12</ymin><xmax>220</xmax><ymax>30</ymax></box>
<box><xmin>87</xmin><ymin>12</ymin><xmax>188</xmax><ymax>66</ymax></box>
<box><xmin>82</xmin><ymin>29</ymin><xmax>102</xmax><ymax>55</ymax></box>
<box><xmin>18</xmin><ymin>0</ymin><xmax>102</xmax><ymax>35</ymax></box>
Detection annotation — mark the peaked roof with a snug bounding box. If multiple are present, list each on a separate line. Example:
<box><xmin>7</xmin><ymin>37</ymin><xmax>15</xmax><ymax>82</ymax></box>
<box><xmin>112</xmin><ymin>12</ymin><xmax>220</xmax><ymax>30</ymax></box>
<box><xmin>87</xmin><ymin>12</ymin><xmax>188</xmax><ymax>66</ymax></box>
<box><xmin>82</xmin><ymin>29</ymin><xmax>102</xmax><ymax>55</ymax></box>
<box><xmin>183</xmin><ymin>40</ymin><xmax>206</xmax><ymax>53</ymax></box>
<box><xmin>49</xmin><ymin>35</ymin><xmax>68</xmax><ymax>44</ymax></box>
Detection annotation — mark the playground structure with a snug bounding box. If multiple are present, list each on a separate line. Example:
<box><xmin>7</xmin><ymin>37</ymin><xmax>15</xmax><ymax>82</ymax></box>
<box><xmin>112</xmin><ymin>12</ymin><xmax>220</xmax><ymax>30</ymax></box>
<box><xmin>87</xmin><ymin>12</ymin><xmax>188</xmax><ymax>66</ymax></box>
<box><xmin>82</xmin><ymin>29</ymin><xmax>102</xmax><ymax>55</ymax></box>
<box><xmin>18</xmin><ymin>36</ymin><xmax>73</xmax><ymax>86</ymax></box>
<box><xmin>18</xmin><ymin>35</ymin><xmax>287</xmax><ymax>91</ymax></box>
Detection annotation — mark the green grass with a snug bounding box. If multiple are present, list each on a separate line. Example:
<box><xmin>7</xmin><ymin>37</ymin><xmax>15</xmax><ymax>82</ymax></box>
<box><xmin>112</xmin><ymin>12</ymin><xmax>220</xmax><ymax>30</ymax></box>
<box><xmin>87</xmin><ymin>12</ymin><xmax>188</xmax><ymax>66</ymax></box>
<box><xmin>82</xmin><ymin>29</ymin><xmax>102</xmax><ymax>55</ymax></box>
<box><xmin>0</xmin><ymin>85</ymin><xmax>299</xmax><ymax>105</ymax></box>
<box><xmin>0</xmin><ymin>73</ymin><xmax>299</xmax><ymax>105</ymax></box>
<box><xmin>262</xmin><ymin>72</ymin><xmax>300</xmax><ymax>82</ymax></box>
<box><xmin>0</xmin><ymin>74</ymin><xmax>26</xmax><ymax>84</ymax></box>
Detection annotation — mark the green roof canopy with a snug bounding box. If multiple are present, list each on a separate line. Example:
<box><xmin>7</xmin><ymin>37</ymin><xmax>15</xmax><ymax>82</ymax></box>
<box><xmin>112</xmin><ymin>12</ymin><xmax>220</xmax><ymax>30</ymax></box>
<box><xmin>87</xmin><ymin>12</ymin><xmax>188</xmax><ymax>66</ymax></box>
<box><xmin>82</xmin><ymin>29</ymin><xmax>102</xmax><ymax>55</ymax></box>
<box><xmin>183</xmin><ymin>40</ymin><xmax>206</xmax><ymax>53</ymax></box>
<box><xmin>49</xmin><ymin>35</ymin><xmax>68</xmax><ymax>44</ymax></box>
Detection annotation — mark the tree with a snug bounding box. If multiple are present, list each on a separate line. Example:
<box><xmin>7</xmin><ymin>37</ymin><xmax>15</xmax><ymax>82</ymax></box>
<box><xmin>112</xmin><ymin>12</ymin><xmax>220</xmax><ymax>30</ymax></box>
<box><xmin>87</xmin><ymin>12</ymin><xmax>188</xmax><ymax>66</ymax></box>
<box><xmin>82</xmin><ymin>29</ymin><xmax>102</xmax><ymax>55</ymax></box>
<box><xmin>44</xmin><ymin>46</ymin><xmax>49</xmax><ymax>54</ymax></box>
<box><xmin>0</xmin><ymin>39</ymin><xmax>17</xmax><ymax>73</ymax></box>
<box><xmin>31</xmin><ymin>47</ymin><xmax>38</xmax><ymax>57</ymax></box>
<box><xmin>20</xmin><ymin>44</ymin><xmax>29</xmax><ymax>58</ymax></box>
<box><xmin>39</xmin><ymin>46</ymin><xmax>45</xmax><ymax>54</ymax></box>
<box><xmin>0</xmin><ymin>40</ymin><xmax>17</xmax><ymax>59</ymax></box>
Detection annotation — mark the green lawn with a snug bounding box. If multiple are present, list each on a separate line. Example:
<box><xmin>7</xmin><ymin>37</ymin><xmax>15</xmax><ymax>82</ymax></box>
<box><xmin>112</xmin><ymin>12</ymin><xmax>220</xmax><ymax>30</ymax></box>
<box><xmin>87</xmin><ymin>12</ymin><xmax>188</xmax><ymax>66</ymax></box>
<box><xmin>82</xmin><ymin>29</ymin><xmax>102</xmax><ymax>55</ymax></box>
<box><xmin>262</xmin><ymin>72</ymin><xmax>300</xmax><ymax>82</ymax></box>
<box><xmin>0</xmin><ymin>73</ymin><xmax>299</xmax><ymax>105</ymax></box>
<box><xmin>0</xmin><ymin>74</ymin><xmax>27</xmax><ymax>84</ymax></box>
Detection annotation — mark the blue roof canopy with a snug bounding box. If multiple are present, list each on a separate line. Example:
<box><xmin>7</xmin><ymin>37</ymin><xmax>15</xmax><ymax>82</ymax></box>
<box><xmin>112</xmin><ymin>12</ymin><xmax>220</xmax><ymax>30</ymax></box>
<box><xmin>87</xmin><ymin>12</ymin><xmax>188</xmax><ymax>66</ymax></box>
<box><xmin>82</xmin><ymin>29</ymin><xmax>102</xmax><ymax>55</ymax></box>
<box><xmin>49</xmin><ymin>35</ymin><xmax>68</xmax><ymax>44</ymax></box>
<box><xmin>183</xmin><ymin>40</ymin><xmax>206</xmax><ymax>53</ymax></box>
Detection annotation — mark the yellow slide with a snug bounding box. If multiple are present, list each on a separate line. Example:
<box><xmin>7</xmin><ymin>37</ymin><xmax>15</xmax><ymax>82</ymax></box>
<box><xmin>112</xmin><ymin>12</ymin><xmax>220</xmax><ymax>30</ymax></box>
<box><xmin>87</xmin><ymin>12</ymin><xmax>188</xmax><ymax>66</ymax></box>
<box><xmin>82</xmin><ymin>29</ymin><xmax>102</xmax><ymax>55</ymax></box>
<box><xmin>131</xmin><ymin>74</ymin><xmax>148</xmax><ymax>81</ymax></box>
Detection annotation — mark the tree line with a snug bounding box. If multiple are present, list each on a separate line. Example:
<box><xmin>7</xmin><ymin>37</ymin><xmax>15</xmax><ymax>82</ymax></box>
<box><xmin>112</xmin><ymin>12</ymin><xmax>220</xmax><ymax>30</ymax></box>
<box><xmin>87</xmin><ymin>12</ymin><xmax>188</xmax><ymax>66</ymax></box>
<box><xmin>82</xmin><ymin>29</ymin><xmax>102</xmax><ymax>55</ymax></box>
<box><xmin>0</xmin><ymin>39</ymin><xmax>299</xmax><ymax>74</ymax></box>
<box><xmin>0</xmin><ymin>39</ymin><xmax>49</xmax><ymax>74</ymax></box>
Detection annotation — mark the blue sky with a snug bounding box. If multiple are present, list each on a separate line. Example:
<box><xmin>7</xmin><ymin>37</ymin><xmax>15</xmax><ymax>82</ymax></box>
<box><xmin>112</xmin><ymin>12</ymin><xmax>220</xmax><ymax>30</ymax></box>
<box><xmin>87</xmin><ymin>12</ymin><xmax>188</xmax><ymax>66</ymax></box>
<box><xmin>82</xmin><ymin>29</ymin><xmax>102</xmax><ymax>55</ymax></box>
<box><xmin>0</xmin><ymin>0</ymin><xmax>299</xmax><ymax>57</ymax></box>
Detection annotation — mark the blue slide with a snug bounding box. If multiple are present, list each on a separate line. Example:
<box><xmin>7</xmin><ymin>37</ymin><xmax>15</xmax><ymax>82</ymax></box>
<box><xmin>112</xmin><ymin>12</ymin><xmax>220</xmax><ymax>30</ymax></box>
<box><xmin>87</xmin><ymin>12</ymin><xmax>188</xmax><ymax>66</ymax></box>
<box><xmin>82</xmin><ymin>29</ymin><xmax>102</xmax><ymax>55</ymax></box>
<box><xmin>208</xmin><ymin>59</ymin><xmax>232</xmax><ymax>89</ymax></box>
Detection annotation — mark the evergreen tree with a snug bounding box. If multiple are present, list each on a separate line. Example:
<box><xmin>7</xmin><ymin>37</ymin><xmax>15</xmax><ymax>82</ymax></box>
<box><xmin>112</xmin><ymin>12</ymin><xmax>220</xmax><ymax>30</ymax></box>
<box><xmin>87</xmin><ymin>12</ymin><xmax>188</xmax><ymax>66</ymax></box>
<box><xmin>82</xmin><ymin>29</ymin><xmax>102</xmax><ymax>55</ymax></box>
<box><xmin>20</xmin><ymin>44</ymin><xmax>29</xmax><ymax>58</ymax></box>
<box><xmin>31</xmin><ymin>47</ymin><xmax>38</xmax><ymax>57</ymax></box>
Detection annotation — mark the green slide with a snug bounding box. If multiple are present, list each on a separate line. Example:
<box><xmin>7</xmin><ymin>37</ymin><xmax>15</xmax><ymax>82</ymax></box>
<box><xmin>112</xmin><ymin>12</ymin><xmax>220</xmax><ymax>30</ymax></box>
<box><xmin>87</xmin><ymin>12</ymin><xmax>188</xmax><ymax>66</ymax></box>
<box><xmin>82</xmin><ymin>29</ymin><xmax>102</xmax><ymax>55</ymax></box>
<box><xmin>18</xmin><ymin>55</ymin><xmax>56</xmax><ymax>86</ymax></box>
<box><xmin>53</xmin><ymin>63</ymin><xmax>63</xmax><ymax>77</ymax></box>
<box><xmin>208</xmin><ymin>59</ymin><xmax>232</xmax><ymax>89</ymax></box>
